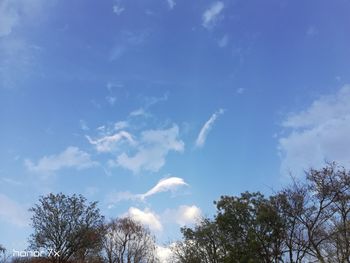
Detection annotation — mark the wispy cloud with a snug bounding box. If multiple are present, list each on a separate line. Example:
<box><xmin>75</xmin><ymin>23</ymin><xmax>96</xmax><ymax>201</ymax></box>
<box><xmin>166</xmin><ymin>0</ymin><xmax>176</xmax><ymax>9</ymax></box>
<box><xmin>125</xmin><ymin>207</ymin><xmax>163</xmax><ymax>232</ymax></box>
<box><xmin>279</xmin><ymin>85</ymin><xmax>350</xmax><ymax>175</ymax></box>
<box><xmin>116</xmin><ymin>125</ymin><xmax>184</xmax><ymax>173</ymax></box>
<box><xmin>79</xmin><ymin>119</ymin><xmax>89</xmax><ymax>131</ymax></box>
<box><xmin>114</xmin><ymin>121</ymin><xmax>128</xmax><ymax>130</ymax></box>
<box><xmin>106</xmin><ymin>96</ymin><xmax>117</xmax><ymax>106</ymax></box>
<box><xmin>129</xmin><ymin>108</ymin><xmax>148</xmax><ymax>117</ymax></box>
<box><xmin>113</xmin><ymin>4</ymin><xmax>125</xmax><ymax>15</ymax></box>
<box><xmin>0</xmin><ymin>193</ymin><xmax>29</xmax><ymax>227</ymax></box>
<box><xmin>86</xmin><ymin>131</ymin><xmax>135</xmax><ymax>153</ymax></box>
<box><xmin>25</xmin><ymin>146</ymin><xmax>97</xmax><ymax>175</ymax></box>
<box><xmin>195</xmin><ymin>109</ymin><xmax>225</xmax><ymax>148</ymax></box>
<box><xmin>202</xmin><ymin>1</ymin><xmax>224</xmax><ymax>29</ymax></box>
<box><xmin>129</xmin><ymin>93</ymin><xmax>169</xmax><ymax>118</ymax></box>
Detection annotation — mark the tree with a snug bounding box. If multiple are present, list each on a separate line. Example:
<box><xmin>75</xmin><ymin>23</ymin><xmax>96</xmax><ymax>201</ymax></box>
<box><xmin>102</xmin><ymin>217</ymin><xmax>159</xmax><ymax>263</ymax></box>
<box><xmin>215</xmin><ymin>192</ymin><xmax>285</xmax><ymax>263</ymax></box>
<box><xmin>173</xmin><ymin>192</ymin><xmax>286</xmax><ymax>263</ymax></box>
<box><xmin>29</xmin><ymin>193</ymin><xmax>104</xmax><ymax>263</ymax></box>
<box><xmin>0</xmin><ymin>244</ymin><xmax>9</xmax><ymax>263</ymax></box>
<box><xmin>174</xmin><ymin>218</ymin><xmax>224</xmax><ymax>263</ymax></box>
<box><xmin>277</xmin><ymin>163</ymin><xmax>350</xmax><ymax>263</ymax></box>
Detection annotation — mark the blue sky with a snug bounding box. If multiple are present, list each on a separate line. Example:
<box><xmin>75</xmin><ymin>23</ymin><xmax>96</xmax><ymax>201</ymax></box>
<box><xmin>1</xmin><ymin>0</ymin><xmax>350</xmax><ymax>260</ymax></box>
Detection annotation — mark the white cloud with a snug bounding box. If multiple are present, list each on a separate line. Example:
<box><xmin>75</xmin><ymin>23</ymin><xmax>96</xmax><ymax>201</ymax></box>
<box><xmin>25</xmin><ymin>146</ymin><xmax>97</xmax><ymax>175</ymax></box>
<box><xmin>117</xmin><ymin>125</ymin><xmax>184</xmax><ymax>173</ymax></box>
<box><xmin>195</xmin><ymin>109</ymin><xmax>224</xmax><ymax>148</ymax></box>
<box><xmin>166</xmin><ymin>0</ymin><xmax>176</xmax><ymax>9</ymax></box>
<box><xmin>86</xmin><ymin>131</ymin><xmax>135</xmax><ymax>153</ymax></box>
<box><xmin>218</xmin><ymin>34</ymin><xmax>229</xmax><ymax>48</ymax></box>
<box><xmin>0</xmin><ymin>193</ymin><xmax>29</xmax><ymax>227</ymax></box>
<box><xmin>107</xmin><ymin>176</ymin><xmax>188</xmax><ymax>206</ymax></box>
<box><xmin>113</xmin><ymin>4</ymin><xmax>125</xmax><ymax>15</ymax></box>
<box><xmin>126</xmin><ymin>207</ymin><xmax>163</xmax><ymax>232</ymax></box>
<box><xmin>139</xmin><ymin>177</ymin><xmax>188</xmax><ymax>200</ymax></box>
<box><xmin>202</xmin><ymin>1</ymin><xmax>224</xmax><ymax>29</ymax></box>
<box><xmin>165</xmin><ymin>205</ymin><xmax>201</xmax><ymax>226</ymax></box>
<box><xmin>279</xmin><ymin>85</ymin><xmax>350</xmax><ymax>175</ymax></box>
<box><xmin>157</xmin><ymin>244</ymin><xmax>174</xmax><ymax>263</ymax></box>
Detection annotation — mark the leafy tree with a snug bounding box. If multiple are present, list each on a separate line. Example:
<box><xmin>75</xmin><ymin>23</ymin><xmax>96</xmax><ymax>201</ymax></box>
<box><xmin>102</xmin><ymin>217</ymin><xmax>159</xmax><ymax>263</ymax></box>
<box><xmin>173</xmin><ymin>192</ymin><xmax>286</xmax><ymax>263</ymax></box>
<box><xmin>29</xmin><ymin>193</ymin><xmax>104</xmax><ymax>263</ymax></box>
<box><xmin>175</xmin><ymin>218</ymin><xmax>224</xmax><ymax>263</ymax></box>
<box><xmin>215</xmin><ymin>192</ymin><xmax>285</xmax><ymax>263</ymax></box>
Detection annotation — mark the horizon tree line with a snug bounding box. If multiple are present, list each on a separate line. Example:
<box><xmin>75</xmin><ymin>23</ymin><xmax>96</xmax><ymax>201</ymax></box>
<box><xmin>1</xmin><ymin>163</ymin><xmax>350</xmax><ymax>262</ymax></box>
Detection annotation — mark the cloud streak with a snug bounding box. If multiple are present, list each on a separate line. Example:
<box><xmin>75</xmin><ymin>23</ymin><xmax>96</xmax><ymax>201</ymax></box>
<box><xmin>195</xmin><ymin>109</ymin><xmax>224</xmax><ymax>148</ymax></box>
<box><xmin>139</xmin><ymin>177</ymin><xmax>188</xmax><ymax>200</ymax></box>
<box><xmin>107</xmin><ymin>176</ymin><xmax>189</xmax><ymax>206</ymax></box>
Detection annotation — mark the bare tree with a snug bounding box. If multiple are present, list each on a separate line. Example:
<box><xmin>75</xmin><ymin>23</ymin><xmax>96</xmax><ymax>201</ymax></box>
<box><xmin>0</xmin><ymin>244</ymin><xmax>9</xmax><ymax>263</ymax></box>
<box><xmin>277</xmin><ymin>163</ymin><xmax>350</xmax><ymax>263</ymax></box>
<box><xmin>102</xmin><ymin>217</ymin><xmax>159</xmax><ymax>263</ymax></box>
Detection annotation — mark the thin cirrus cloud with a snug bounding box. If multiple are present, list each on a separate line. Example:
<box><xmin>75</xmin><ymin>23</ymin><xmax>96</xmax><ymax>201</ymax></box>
<box><xmin>24</xmin><ymin>146</ymin><xmax>97</xmax><ymax>175</ymax></box>
<box><xmin>278</xmin><ymin>85</ymin><xmax>350</xmax><ymax>175</ymax></box>
<box><xmin>195</xmin><ymin>109</ymin><xmax>225</xmax><ymax>148</ymax></box>
<box><xmin>116</xmin><ymin>125</ymin><xmax>184</xmax><ymax>174</ymax></box>
<box><xmin>202</xmin><ymin>1</ymin><xmax>224</xmax><ymax>29</ymax></box>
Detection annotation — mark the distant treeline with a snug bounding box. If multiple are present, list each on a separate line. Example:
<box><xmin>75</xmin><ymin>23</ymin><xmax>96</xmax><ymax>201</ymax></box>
<box><xmin>1</xmin><ymin>163</ymin><xmax>350</xmax><ymax>263</ymax></box>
